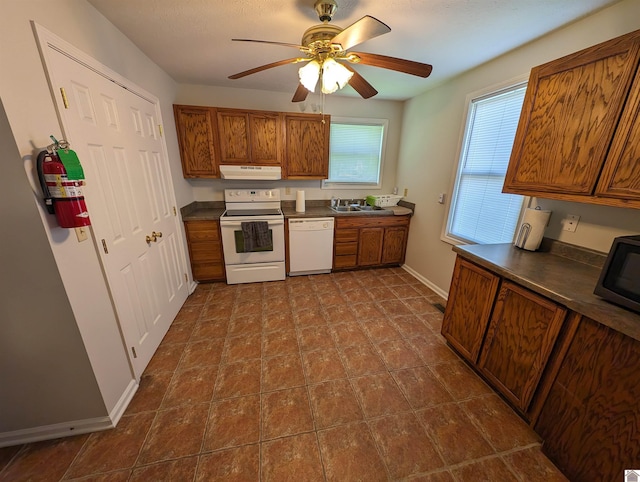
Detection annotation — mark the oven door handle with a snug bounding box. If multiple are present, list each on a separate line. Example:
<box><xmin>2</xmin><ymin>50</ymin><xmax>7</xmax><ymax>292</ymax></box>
<box><xmin>220</xmin><ymin>219</ymin><xmax>284</xmax><ymax>227</ymax></box>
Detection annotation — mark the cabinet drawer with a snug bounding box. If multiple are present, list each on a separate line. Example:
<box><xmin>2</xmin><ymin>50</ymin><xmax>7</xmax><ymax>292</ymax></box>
<box><xmin>335</xmin><ymin>229</ymin><xmax>359</xmax><ymax>243</ymax></box>
<box><xmin>334</xmin><ymin>255</ymin><xmax>357</xmax><ymax>269</ymax></box>
<box><xmin>185</xmin><ymin>221</ymin><xmax>220</xmax><ymax>242</ymax></box>
<box><xmin>192</xmin><ymin>262</ymin><xmax>225</xmax><ymax>281</ymax></box>
<box><xmin>189</xmin><ymin>242</ymin><xmax>223</xmax><ymax>262</ymax></box>
<box><xmin>335</xmin><ymin>242</ymin><xmax>357</xmax><ymax>256</ymax></box>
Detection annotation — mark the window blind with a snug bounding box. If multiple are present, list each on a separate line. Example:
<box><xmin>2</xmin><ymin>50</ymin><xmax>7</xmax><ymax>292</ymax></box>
<box><xmin>449</xmin><ymin>85</ymin><xmax>526</xmax><ymax>244</ymax></box>
<box><xmin>328</xmin><ymin>122</ymin><xmax>384</xmax><ymax>184</ymax></box>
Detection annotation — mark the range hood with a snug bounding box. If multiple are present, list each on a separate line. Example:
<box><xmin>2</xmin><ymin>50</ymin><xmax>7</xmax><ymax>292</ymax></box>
<box><xmin>219</xmin><ymin>165</ymin><xmax>282</xmax><ymax>180</ymax></box>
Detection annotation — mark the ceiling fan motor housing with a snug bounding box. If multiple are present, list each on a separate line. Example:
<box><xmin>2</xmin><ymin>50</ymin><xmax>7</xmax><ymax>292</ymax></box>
<box><xmin>314</xmin><ymin>0</ymin><xmax>338</xmax><ymax>22</ymax></box>
<box><xmin>301</xmin><ymin>24</ymin><xmax>343</xmax><ymax>52</ymax></box>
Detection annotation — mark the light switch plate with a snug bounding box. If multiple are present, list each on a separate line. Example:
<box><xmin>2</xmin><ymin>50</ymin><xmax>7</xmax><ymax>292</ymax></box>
<box><xmin>75</xmin><ymin>227</ymin><xmax>88</xmax><ymax>242</ymax></box>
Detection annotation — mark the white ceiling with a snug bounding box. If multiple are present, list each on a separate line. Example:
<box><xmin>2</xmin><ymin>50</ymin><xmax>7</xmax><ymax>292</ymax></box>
<box><xmin>87</xmin><ymin>0</ymin><xmax>620</xmax><ymax>101</ymax></box>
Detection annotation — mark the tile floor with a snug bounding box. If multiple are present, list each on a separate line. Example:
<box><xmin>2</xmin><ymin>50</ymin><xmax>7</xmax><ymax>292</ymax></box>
<box><xmin>0</xmin><ymin>268</ymin><xmax>568</xmax><ymax>481</ymax></box>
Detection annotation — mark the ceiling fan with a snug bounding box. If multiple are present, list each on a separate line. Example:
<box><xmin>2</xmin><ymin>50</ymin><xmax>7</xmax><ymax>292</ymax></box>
<box><xmin>228</xmin><ymin>0</ymin><xmax>433</xmax><ymax>102</ymax></box>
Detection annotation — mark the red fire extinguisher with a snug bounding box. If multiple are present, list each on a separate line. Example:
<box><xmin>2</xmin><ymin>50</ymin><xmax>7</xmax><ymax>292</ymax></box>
<box><xmin>37</xmin><ymin>138</ymin><xmax>91</xmax><ymax>228</ymax></box>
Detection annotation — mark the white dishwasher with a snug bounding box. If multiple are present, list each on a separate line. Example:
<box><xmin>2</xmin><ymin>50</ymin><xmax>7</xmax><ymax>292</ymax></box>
<box><xmin>288</xmin><ymin>217</ymin><xmax>335</xmax><ymax>276</ymax></box>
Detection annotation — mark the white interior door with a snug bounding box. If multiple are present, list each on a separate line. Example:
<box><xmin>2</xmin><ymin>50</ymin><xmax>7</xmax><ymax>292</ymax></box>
<box><xmin>38</xmin><ymin>30</ymin><xmax>188</xmax><ymax>377</ymax></box>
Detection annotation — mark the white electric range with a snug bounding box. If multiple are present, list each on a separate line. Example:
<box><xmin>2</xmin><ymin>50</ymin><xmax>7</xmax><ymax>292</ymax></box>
<box><xmin>219</xmin><ymin>189</ymin><xmax>285</xmax><ymax>284</ymax></box>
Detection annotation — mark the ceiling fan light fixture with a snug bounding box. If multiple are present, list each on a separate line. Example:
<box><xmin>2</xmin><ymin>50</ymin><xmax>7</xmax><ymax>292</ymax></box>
<box><xmin>320</xmin><ymin>58</ymin><xmax>353</xmax><ymax>94</ymax></box>
<box><xmin>299</xmin><ymin>60</ymin><xmax>321</xmax><ymax>92</ymax></box>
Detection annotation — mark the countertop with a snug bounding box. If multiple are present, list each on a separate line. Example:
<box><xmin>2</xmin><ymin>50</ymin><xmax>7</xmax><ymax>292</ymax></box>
<box><xmin>181</xmin><ymin>200</ymin><xmax>414</xmax><ymax>221</ymax></box>
<box><xmin>454</xmin><ymin>242</ymin><xmax>640</xmax><ymax>342</ymax></box>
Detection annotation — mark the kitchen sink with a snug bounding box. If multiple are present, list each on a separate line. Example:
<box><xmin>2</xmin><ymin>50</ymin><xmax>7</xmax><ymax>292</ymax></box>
<box><xmin>330</xmin><ymin>205</ymin><xmax>383</xmax><ymax>212</ymax></box>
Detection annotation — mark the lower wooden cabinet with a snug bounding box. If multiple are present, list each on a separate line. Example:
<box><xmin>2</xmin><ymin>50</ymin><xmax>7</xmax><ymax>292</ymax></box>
<box><xmin>442</xmin><ymin>256</ymin><xmax>566</xmax><ymax>416</ymax></box>
<box><xmin>535</xmin><ymin>316</ymin><xmax>640</xmax><ymax>482</ymax></box>
<box><xmin>333</xmin><ymin>216</ymin><xmax>410</xmax><ymax>270</ymax></box>
<box><xmin>442</xmin><ymin>257</ymin><xmax>500</xmax><ymax>363</ymax></box>
<box><xmin>478</xmin><ymin>281</ymin><xmax>566</xmax><ymax>412</ymax></box>
<box><xmin>184</xmin><ymin>220</ymin><xmax>225</xmax><ymax>282</ymax></box>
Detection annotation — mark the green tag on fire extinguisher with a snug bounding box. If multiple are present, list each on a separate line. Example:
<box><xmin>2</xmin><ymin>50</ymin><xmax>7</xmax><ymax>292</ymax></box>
<box><xmin>57</xmin><ymin>149</ymin><xmax>85</xmax><ymax>181</ymax></box>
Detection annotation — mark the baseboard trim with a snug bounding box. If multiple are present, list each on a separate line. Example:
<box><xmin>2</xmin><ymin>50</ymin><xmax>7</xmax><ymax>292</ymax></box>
<box><xmin>0</xmin><ymin>416</ymin><xmax>114</xmax><ymax>448</ymax></box>
<box><xmin>0</xmin><ymin>380</ymin><xmax>139</xmax><ymax>448</ymax></box>
<box><xmin>401</xmin><ymin>264</ymin><xmax>449</xmax><ymax>300</ymax></box>
<box><xmin>108</xmin><ymin>379</ymin><xmax>139</xmax><ymax>426</ymax></box>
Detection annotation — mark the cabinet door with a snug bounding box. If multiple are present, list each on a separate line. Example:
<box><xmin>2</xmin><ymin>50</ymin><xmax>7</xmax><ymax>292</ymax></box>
<box><xmin>285</xmin><ymin>114</ymin><xmax>330</xmax><ymax>178</ymax></box>
<box><xmin>357</xmin><ymin>227</ymin><xmax>384</xmax><ymax>266</ymax></box>
<box><xmin>217</xmin><ymin>110</ymin><xmax>250</xmax><ymax>164</ymax></box>
<box><xmin>596</xmin><ymin>66</ymin><xmax>640</xmax><ymax>200</ymax></box>
<box><xmin>478</xmin><ymin>281</ymin><xmax>566</xmax><ymax>413</ymax></box>
<box><xmin>381</xmin><ymin>226</ymin><xmax>408</xmax><ymax>265</ymax></box>
<box><xmin>535</xmin><ymin>316</ymin><xmax>640</xmax><ymax>482</ymax></box>
<box><xmin>249</xmin><ymin>113</ymin><xmax>281</xmax><ymax>165</ymax></box>
<box><xmin>173</xmin><ymin>105</ymin><xmax>218</xmax><ymax>177</ymax></box>
<box><xmin>184</xmin><ymin>220</ymin><xmax>225</xmax><ymax>282</ymax></box>
<box><xmin>442</xmin><ymin>257</ymin><xmax>500</xmax><ymax>363</ymax></box>
<box><xmin>504</xmin><ymin>31</ymin><xmax>640</xmax><ymax>196</ymax></box>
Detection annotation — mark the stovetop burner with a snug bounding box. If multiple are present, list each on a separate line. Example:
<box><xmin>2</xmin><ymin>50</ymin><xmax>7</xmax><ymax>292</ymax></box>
<box><xmin>223</xmin><ymin>208</ymin><xmax>282</xmax><ymax>217</ymax></box>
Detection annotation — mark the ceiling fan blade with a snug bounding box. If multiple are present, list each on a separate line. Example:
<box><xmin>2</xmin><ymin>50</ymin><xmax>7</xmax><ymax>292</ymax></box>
<box><xmin>331</xmin><ymin>16</ymin><xmax>391</xmax><ymax>51</ymax></box>
<box><xmin>349</xmin><ymin>52</ymin><xmax>432</xmax><ymax>78</ymax></box>
<box><xmin>232</xmin><ymin>38</ymin><xmax>305</xmax><ymax>50</ymax></box>
<box><xmin>292</xmin><ymin>83</ymin><xmax>309</xmax><ymax>103</ymax></box>
<box><xmin>342</xmin><ymin>64</ymin><xmax>378</xmax><ymax>99</ymax></box>
<box><xmin>228</xmin><ymin>58</ymin><xmax>303</xmax><ymax>80</ymax></box>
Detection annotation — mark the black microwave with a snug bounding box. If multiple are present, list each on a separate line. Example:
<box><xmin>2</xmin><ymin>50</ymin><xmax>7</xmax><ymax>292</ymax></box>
<box><xmin>594</xmin><ymin>235</ymin><xmax>640</xmax><ymax>314</ymax></box>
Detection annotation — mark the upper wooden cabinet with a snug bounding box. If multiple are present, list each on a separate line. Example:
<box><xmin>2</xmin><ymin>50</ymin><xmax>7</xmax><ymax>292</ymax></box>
<box><xmin>217</xmin><ymin>109</ymin><xmax>282</xmax><ymax>166</ymax></box>
<box><xmin>173</xmin><ymin>105</ymin><xmax>218</xmax><ymax>178</ymax></box>
<box><xmin>173</xmin><ymin>106</ymin><xmax>329</xmax><ymax>179</ymax></box>
<box><xmin>284</xmin><ymin>114</ymin><xmax>330</xmax><ymax>179</ymax></box>
<box><xmin>503</xmin><ymin>29</ymin><xmax>640</xmax><ymax>208</ymax></box>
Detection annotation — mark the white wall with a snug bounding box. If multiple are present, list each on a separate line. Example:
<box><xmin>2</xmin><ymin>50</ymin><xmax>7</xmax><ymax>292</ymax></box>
<box><xmin>397</xmin><ymin>0</ymin><xmax>640</xmax><ymax>295</ymax></box>
<box><xmin>0</xmin><ymin>0</ymin><xmax>191</xmax><ymax>436</ymax></box>
<box><xmin>176</xmin><ymin>84</ymin><xmax>404</xmax><ymax>203</ymax></box>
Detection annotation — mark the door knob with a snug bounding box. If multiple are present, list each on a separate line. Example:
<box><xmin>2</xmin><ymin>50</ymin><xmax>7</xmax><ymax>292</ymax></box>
<box><xmin>146</xmin><ymin>235</ymin><xmax>154</xmax><ymax>243</ymax></box>
<box><xmin>152</xmin><ymin>231</ymin><xmax>163</xmax><ymax>238</ymax></box>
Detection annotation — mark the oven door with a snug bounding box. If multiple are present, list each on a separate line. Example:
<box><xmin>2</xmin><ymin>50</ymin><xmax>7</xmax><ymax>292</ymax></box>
<box><xmin>220</xmin><ymin>218</ymin><xmax>285</xmax><ymax>265</ymax></box>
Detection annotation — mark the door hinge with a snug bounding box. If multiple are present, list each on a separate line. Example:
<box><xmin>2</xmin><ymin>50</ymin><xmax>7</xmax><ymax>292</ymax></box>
<box><xmin>173</xmin><ymin>206</ymin><xmax>177</xmax><ymax>216</ymax></box>
<box><xmin>184</xmin><ymin>273</ymin><xmax>188</xmax><ymax>282</ymax></box>
<box><xmin>101</xmin><ymin>239</ymin><xmax>108</xmax><ymax>254</ymax></box>
<box><xmin>131</xmin><ymin>347</ymin><xmax>137</xmax><ymax>358</ymax></box>
<box><xmin>60</xmin><ymin>87</ymin><xmax>69</xmax><ymax>109</ymax></box>
<box><xmin>158</xmin><ymin>124</ymin><xmax>163</xmax><ymax>137</ymax></box>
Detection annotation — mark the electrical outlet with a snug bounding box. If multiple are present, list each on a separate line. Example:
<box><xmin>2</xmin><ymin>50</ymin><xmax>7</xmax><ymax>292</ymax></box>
<box><xmin>75</xmin><ymin>227</ymin><xmax>88</xmax><ymax>242</ymax></box>
<box><xmin>403</xmin><ymin>188</ymin><xmax>408</xmax><ymax>197</ymax></box>
<box><xmin>562</xmin><ymin>214</ymin><xmax>580</xmax><ymax>232</ymax></box>
<box><xmin>285</xmin><ymin>187</ymin><xmax>291</xmax><ymax>195</ymax></box>
<box><xmin>438</xmin><ymin>193</ymin><xmax>446</xmax><ymax>204</ymax></box>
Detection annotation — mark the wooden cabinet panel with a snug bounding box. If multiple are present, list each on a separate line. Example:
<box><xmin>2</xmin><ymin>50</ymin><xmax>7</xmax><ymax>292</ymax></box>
<box><xmin>358</xmin><ymin>227</ymin><xmax>384</xmax><ymax>266</ymax></box>
<box><xmin>173</xmin><ymin>105</ymin><xmax>218</xmax><ymax>178</ymax></box>
<box><xmin>535</xmin><ymin>316</ymin><xmax>640</xmax><ymax>482</ymax></box>
<box><xmin>249</xmin><ymin>113</ymin><xmax>281</xmax><ymax>165</ymax></box>
<box><xmin>381</xmin><ymin>227</ymin><xmax>408</xmax><ymax>265</ymax></box>
<box><xmin>217</xmin><ymin>109</ymin><xmax>281</xmax><ymax>166</ymax></box>
<box><xmin>217</xmin><ymin>111</ymin><xmax>249</xmax><ymax>163</ymax></box>
<box><xmin>503</xmin><ymin>29</ymin><xmax>640</xmax><ymax>209</ymax></box>
<box><xmin>285</xmin><ymin>114</ymin><xmax>330</xmax><ymax>179</ymax></box>
<box><xmin>478</xmin><ymin>281</ymin><xmax>567</xmax><ymax>412</ymax></box>
<box><xmin>184</xmin><ymin>220</ymin><xmax>225</xmax><ymax>282</ymax></box>
<box><xmin>596</xmin><ymin>68</ymin><xmax>640</xmax><ymax>200</ymax></box>
<box><xmin>442</xmin><ymin>257</ymin><xmax>500</xmax><ymax>363</ymax></box>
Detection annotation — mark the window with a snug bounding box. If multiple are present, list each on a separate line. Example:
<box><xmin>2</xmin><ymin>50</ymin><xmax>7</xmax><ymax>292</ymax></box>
<box><xmin>322</xmin><ymin>117</ymin><xmax>387</xmax><ymax>189</ymax></box>
<box><xmin>445</xmin><ymin>82</ymin><xmax>527</xmax><ymax>245</ymax></box>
